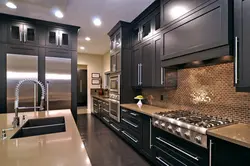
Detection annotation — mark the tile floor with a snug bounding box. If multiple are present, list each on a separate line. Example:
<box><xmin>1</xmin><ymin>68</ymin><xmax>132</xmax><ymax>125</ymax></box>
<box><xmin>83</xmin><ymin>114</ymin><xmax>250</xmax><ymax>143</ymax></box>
<box><xmin>77</xmin><ymin>114</ymin><xmax>152</xmax><ymax>166</ymax></box>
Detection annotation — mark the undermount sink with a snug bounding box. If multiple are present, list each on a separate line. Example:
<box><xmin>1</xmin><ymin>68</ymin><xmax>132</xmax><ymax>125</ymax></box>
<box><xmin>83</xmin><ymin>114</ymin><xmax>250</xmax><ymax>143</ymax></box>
<box><xmin>11</xmin><ymin>116</ymin><xmax>66</xmax><ymax>139</ymax></box>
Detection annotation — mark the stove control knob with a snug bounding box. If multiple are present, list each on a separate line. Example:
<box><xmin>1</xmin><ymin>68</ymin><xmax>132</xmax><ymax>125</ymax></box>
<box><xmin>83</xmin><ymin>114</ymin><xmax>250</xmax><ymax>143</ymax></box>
<box><xmin>154</xmin><ymin>120</ymin><xmax>159</xmax><ymax>126</ymax></box>
<box><xmin>195</xmin><ymin>136</ymin><xmax>202</xmax><ymax>144</ymax></box>
<box><xmin>175</xmin><ymin>128</ymin><xmax>181</xmax><ymax>135</ymax></box>
<box><xmin>167</xmin><ymin>125</ymin><xmax>173</xmax><ymax>132</ymax></box>
<box><xmin>184</xmin><ymin>131</ymin><xmax>191</xmax><ymax>139</ymax></box>
<box><xmin>161</xmin><ymin>123</ymin><xmax>166</xmax><ymax>128</ymax></box>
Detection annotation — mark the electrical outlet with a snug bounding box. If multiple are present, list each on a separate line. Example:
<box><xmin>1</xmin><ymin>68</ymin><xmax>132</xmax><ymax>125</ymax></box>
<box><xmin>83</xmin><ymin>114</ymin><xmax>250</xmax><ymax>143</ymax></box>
<box><xmin>161</xmin><ymin>94</ymin><xmax>167</xmax><ymax>101</ymax></box>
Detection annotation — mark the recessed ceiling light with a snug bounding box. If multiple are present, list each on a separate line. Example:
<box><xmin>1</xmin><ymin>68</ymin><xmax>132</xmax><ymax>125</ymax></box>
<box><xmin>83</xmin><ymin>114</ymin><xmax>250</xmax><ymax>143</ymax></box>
<box><xmin>80</xmin><ymin>46</ymin><xmax>85</xmax><ymax>50</ymax></box>
<box><xmin>85</xmin><ymin>37</ymin><xmax>91</xmax><ymax>41</ymax></box>
<box><xmin>6</xmin><ymin>2</ymin><xmax>17</xmax><ymax>9</ymax></box>
<box><xmin>93</xmin><ymin>17</ymin><xmax>102</xmax><ymax>26</ymax></box>
<box><xmin>54</xmin><ymin>10</ymin><xmax>64</xmax><ymax>18</ymax></box>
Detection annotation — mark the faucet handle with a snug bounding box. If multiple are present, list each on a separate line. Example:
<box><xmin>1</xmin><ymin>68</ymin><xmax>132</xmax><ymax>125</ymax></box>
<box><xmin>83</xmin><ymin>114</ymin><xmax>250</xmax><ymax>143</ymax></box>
<box><xmin>12</xmin><ymin>116</ymin><xmax>20</xmax><ymax>128</ymax></box>
<box><xmin>2</xmin><ymin>129</ymin><xmax>6</xmax><ymax>140</ymax></box>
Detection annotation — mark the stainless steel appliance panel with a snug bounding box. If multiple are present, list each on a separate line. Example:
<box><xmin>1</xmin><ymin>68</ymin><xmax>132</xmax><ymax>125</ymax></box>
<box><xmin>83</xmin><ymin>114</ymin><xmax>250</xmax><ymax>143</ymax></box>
<box><xmin>45</xmin><ymin>57</ymin><xmax>71</xmax><ymax>110</ymax></box>
<box><xmin>7</xmin><ymin>54</ymin><xmax>38</xmax><ymax>113</ymax></box>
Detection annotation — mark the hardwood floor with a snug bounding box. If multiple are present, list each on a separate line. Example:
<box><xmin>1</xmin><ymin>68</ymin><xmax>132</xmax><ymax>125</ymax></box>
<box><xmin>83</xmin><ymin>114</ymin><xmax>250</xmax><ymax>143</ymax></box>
<box><xmin>77</xmin><ymin>114</ymin><xmax>151</xmax><ymax>166</ymax></box>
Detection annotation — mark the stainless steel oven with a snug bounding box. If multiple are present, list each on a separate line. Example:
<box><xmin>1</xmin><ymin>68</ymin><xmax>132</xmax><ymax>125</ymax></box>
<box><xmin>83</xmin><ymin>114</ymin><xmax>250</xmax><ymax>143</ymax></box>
<box><xmin>109</xmin><ymin>74</ymin><xmax>120</xmax><ymax>94</ymax></box>
<box><xmin>109</xmin><ymin>99</ymin><xmax>120</xmax><ymax>122</ymax></box>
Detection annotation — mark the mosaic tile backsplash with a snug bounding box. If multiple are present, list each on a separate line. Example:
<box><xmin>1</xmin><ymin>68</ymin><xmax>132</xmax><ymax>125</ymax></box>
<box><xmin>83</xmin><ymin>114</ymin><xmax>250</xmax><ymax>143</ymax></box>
<box><xmin>142</xmin><ymin>63</ymin><xmax>250</xmax><ymax>123</ymax></box>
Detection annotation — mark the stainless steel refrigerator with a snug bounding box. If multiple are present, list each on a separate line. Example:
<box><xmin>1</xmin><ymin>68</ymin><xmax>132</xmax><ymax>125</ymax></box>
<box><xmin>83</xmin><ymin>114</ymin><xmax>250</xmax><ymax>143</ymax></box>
<box><xmin>45</xmin><ymin>57</ymin><xmax>71</xmax><ymax>110</ymax></box>
<box><xmin>7</xmin><ymin>54</ymin><xmax>38</xmax><ymax>113</ymax></box>
<box><xmin>6</xmin><ymin>54</ymin><xmax>71</xmax><ymax>113</ymax></box>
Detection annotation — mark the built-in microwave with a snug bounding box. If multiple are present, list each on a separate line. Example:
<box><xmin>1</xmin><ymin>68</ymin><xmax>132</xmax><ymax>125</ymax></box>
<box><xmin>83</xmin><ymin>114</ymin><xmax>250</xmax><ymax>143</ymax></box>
<box><xmin>109</xmin><ymin>74</ymin><xmax>120</xmax><ymax>94</ymax></box>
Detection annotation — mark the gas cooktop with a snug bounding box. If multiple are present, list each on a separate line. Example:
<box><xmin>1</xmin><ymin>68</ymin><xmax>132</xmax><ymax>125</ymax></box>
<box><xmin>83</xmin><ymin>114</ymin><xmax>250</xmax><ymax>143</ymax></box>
<box><xmin>152</xmin><ymin>110</ymin><xmax>235</xmax><ymax>148</ymax></box>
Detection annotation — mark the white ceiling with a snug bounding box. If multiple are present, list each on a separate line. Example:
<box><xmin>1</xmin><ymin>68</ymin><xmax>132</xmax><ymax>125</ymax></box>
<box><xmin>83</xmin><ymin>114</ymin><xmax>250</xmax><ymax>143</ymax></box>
<box><xmin>0</xmin><ymin>0</ymin><xmax>155</xmax><ymax>55</ymax></box>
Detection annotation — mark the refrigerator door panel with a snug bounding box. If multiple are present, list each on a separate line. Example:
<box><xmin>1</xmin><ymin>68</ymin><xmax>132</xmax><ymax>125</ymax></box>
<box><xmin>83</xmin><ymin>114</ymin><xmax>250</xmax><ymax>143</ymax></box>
<box><xmin>7</xmin><ymin>54</ymin><xmax>38</xmax><ymax>113</ymax></box>
<box><xmin>45</xmin><ymin>57</ymin><xmax>71</xmax><ymax>110</ymax></box>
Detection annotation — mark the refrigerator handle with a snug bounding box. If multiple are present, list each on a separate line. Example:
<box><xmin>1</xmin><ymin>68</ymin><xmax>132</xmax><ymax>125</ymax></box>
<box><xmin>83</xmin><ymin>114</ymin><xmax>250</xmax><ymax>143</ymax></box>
<box><xmin>34</xmin><ymin>83</ymin><xmax>37</xmax><ymax>112</ymax></box>
<box><xmin>46</xmin><ymin>81</ymin><xmax>49</xmax><ymax>111</ymax></box>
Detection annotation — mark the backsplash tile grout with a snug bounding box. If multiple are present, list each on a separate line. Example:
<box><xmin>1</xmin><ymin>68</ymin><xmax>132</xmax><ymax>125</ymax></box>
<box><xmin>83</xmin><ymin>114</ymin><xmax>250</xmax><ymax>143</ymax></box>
<box><xmin>142</xmin><ymin>63</ymin><xmax>250</xmax><ymax>123</ymax></box>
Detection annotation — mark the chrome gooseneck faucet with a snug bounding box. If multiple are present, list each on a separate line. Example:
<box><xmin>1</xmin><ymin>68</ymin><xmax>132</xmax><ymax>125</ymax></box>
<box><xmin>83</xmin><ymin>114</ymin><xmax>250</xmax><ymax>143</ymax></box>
<box><xmin>12</xmin><ymin>79</ymin><xmax>46</xmax><ymax>127</ymax></box>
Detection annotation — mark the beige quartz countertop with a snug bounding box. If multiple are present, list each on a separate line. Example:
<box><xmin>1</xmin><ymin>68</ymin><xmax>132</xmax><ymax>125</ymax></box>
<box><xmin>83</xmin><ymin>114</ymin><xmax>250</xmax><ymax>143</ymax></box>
<box><xmin>120</xmin><ymin>104</ymin><xmax>170</xmax><ymax>117</ymax></box>
<box><xmin>92</xmin><ymin>95</ymin><xmax>109</xmax><ymax>102</ymax></box>
<box><xmin>0</xmin><ymin>109</ymin><xmax>92</xmax><ymax>166</ymax></box>
<box><xmin>208</xmin><ymin>123</ymin><xmax>250</xmax><ymax>149</ymax></box>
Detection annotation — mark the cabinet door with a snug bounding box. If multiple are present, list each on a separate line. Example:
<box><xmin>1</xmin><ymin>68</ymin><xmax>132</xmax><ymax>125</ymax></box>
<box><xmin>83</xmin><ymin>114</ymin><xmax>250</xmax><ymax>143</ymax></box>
<box><xmin>0</xmin><ymin>19</ymin><xmax>7</xmax><ymax>42</ymax></box>
<box><xmin>141</xmin><ymin>19</ymin><xmax>152</xmax><ymax>41</ymax></box>
<box><xmin>235</xmin><ymin>0</ymin><xmax>250</xmax><ymax>89</ymax></box>
<box><xmin>8</xmin><ymin>21</ymin><xmax>23</xmax><ymax>44</ymax></box>
<box><xmin>141</xmin><ymin>115</ymin><xmax>152</xmax><ymax>160</ymax></box>
<box><xmin>141</xmin><ymin>40</ymin><xmax>154</xmax><ymax>87</ymax></box>
<box><xmin>110</xmin><ymin>54</ymin><xmax>117</xmax><ymax>72</ymax></box>
<box><xmin>46</xmin><ymin>28</ymin><xmax>59</xmax><ymax>48</ymax></box>
<box><xmin>161</xmin><ymin>0</ymin><xmax>230</xmax><ymax>60</ymax></box>
<box><xmin>153</xmin><ymin>35</ymin><xmax>164</xmax><ymax>87</ymax></box>
<box><xmin>23</xmin><ymin>23</ymin><xmax>38</xmax><ymax>45</ymax></box>
<box><xmin>131</xmin><ymin>46</ymin><xmax>141</xmax><ymax>87</ymax></box>
<box><xmin>132</xmin><ymin>26</ymin><xmax>141</xmax><ymax>46</ymax></box>
<box><xmin>59</xmin><ymin>30</ymin><xmax>71</xmax><ymax>49</ymax></box>
<box><xmin>116</xmin><ymin>52</ymin><xmax>121</xmax><ymax>72</ymax></box>
<box><xmin>210</xmin><ymin>138</ymin><xmax>250</xmax><ymax>166</ymax></box>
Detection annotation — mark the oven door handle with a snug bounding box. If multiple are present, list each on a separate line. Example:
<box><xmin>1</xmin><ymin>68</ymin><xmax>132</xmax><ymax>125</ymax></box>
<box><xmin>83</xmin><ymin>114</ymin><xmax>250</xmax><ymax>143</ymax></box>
<box><xmin>156</xmin><ymin>137</ymin><xmax>199</xmax><ymax>161</ymax></box>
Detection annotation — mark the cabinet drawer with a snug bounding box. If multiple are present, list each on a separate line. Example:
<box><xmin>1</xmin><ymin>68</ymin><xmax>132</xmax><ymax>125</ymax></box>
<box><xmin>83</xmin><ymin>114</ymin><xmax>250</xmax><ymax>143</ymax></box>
<box><xmin>121</xmin><ymin>116</ymin><xmax>141</xmax><ymax>133</ymax></box>
<box><xmin>154</xmin><ymin>146</ymin><xmax>194</xmax><ymax>166</ymax></box>
<box><xmin>121</xmin><ymin>127</ymin><xmax>141</xmax><ymax>149</ymax></box>
<box><xmin>110</xmin><ymin>120</ymin><xmax>121</xmax><ymax>134</ymax></box>
<box><xmin>121</xmin><ymin>108</ymin><xmax>141</xmax><ymax>120</ymax></box>
<box><xmin>46</xmin><ymin>48</ymin><xmax>70</xmax><ymax>58</ymax></box>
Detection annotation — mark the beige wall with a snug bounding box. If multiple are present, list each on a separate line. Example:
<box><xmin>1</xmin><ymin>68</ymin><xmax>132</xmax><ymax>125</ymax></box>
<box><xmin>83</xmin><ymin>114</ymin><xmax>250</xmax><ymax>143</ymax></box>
<box><xmin>102</xmin><ymin>51</ymin><xmax>110</xmax><ymax>88</ymax></box>
<box><xmin>78</xmin><ymin>53</ymin><xmax>103</xmax><ymax>112</ymax></box>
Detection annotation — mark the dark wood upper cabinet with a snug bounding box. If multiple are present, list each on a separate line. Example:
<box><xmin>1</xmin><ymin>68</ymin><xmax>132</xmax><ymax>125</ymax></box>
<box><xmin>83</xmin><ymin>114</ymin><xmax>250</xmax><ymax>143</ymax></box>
<box><xmin>131</xmin><ymin>45</ymin><xmax>141</xmax><ymax>87</ymax></box>
<box><xmin>161</xmin><ymin>0</ymin><xmax>233</xmax><ymax>67</ymax></box>
<box><xmin>7</xmin><ymin>21</ymin><xmax>38</xmax><ymax>46</ymax></box>
<box><xmin>46</xmin><ymin>27</ymin><xmax>71</xmax><ymax>49</ymax></box>
<box><xmin>161</xmin><ymin>0</ymin><xmax>210</xmax><ymax>27</ymax></box>
<box><xmin>234</xmin><ymin>0</ymin><xmax>250</xmax><ymax>91</ymax></box>
<box><xmin>131</xmin><ymin>0</ymin><xmax>161</xmax><ymax>47</ymax></box>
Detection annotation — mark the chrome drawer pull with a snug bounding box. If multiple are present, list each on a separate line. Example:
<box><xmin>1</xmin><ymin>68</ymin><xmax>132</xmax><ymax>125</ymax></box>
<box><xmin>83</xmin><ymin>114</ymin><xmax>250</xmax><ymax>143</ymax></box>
<box><xmin>156</xmin><ymin>137</ymin><xmax>199</xmax><ymax>161</ymax></box>
<box><xmin>150</xmin><ymin>118</ymin><xmax>152</xmax><ymax>149</ymax></box>
<box><xmin>209</xmin><ymin>140</ymin><xmax>213</xmax><ymax>166</ymax></box>
<box><xmin>103</xmin><ymin>117</ymin><xmax>110</xmax><ymax>123</ymax></box>
<box><xmin>122</xmin><ymin>131</ymin><xmax>138</xmax><ymax>143</ymax></box>
<box><xmin>121</xmin><ymin>109</ymin><xmax>127</xmax><ymax>113</ymax></box>
<box><xmin>156</xmin><ymin>157</ymin><xmax>169</xmax><ymax>166</ymax></box>
<box><xmin>122</xmin><ymin>118</ymin><xmax>138</xmax><ymax>128</ymax></box>
<box><xmin>130</xmin><ymin>112</ymin><xmax>137</xmax><ymax>116</ymax></box>
<box><xmin>110</xmin><ymin>124</ymin><xmax>120</xmax><ymax>132</ymax></box>
<box><xmin>103</xmin><ymin>109</ymin><xmax>109</xmax><ymax>113</ymax></box>
<box><xmin>235</xmin><ymin>36</ymin><xmax>238</xmax><ymax>84</ymax></box>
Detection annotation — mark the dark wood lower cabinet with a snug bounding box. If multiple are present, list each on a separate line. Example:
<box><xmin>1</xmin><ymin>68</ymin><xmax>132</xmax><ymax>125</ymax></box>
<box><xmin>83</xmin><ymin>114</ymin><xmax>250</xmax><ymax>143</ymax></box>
<box><xmin>209</xmin><ymin>136</ymin><xmax>250</xmax><ymax>166</ymax></box>
<box><xmin>141</xmin><ymin>115</ymin><xmax>153</xmax><ymax>160</ymax></box>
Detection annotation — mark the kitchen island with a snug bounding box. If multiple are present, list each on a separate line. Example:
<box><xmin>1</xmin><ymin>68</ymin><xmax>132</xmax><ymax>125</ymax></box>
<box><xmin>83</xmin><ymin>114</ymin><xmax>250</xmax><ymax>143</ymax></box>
<box><xmin>0</xmin><ymin>109</ymin><xmax>92</xmax><ymax>166</ymax></box>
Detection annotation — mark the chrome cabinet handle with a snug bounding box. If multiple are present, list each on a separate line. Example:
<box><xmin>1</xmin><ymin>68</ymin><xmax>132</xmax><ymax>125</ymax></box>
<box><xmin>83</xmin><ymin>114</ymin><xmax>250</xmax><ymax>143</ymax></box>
<box><xmin>140</xmin><ymin>63</ymin><xmax>142</xmax><ymax>85</ymax></box>
<box><xmin>122</xmin><ymin>131</ymin><xmax>138</xmax><ymax>143</ymax></box>
<box><xmin>137</xmin><ymin>64</ymin><xmax>140</xmax><ymax>85</ymax></box>
<box><xmin>103</xmin><ymin>109</ymin><xmax>109</xmax><ymax>113</ymax></box>
<box><xmin>46</xmin><ymin>81</ymin><xmax>49</xmax><ymax>111</ymax></box>
<box><xmin>130</xmin><ymin>112</ymin><xmax>137</xmax><ymax>117</ymax></box>
<box><xmin>34</xmin><ymin>83</ymin><xmax>37</xmax><ymax>112</ymax></box>
<box><xmin>150</xmin><ymin>118</ymin><xmax>152</xmax><ymax>149</ymax></box>
<box><xmin>235</xmin><ymin>36</ymin><xmax>238</xmax><ymax>84</ymax></box>
<box><xmin>156</xmin><ymin>137</ymin><xmax>199</xmax><ymax>161</ymax></box>
<box><xmin>23</xmin><ymin>25</ymin><xmax>27</xmax><ymax>42</ymax></box>
<box><xmin>121</xmin><ymin>109</ymin><xmax>127</xmax><ymax>113</ymax></box>
<box><xmin>80</xmin><ymin>80</ymin><xmax>82</xmax><ymax>93</ymax></box>
<box><xmin>110</xmin><ymin>124</ymin><xmax>120</xmax><ymax>132</ymax></box>
<box><xmin>209</xmin><ymin>140</ymin><xmax>213</xmax><ymax>166</ymax></box>
<box><xmin>156</xmin><ymin>157</ymin><xmax>170</xmax><ymax>166</ymax></box>
<box><xmin>122</xmin><ymin>118</ymin><xmax>138</xmax><ymax>128</ymax></box>
<box><xmin>19</xmin><ymin>25</ymin><xmax>23</xmax><ymax>42</ymax></box>
<box><xmin>161</xmin><ymin>67</ymin><xmax>165</xmax><ymax>85</ymax></box>
<box><xmin>103</xmin><ymin>117</ymin><xmax>110</xmax><ymax>123</ymax></box>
